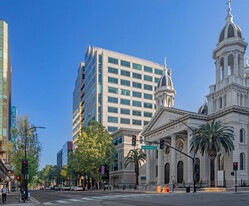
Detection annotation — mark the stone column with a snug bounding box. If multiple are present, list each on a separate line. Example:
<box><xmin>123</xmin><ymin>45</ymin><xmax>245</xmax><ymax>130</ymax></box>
<box><xmin>146</xmin><ymin>148</ymin><xmax>151</xmax><ymax>185</ymax></box>
<box><xmin>187</xmin><ymin>130</ymin><xmax>193</xmax><ymax>184</ymax></box>
<box><xmin>170</xmin><ymin>135</ymin><xmax>176</xmax><ymax>184</ymax></box>
<box><xmin>216</xmin><ymin>61</ymin><xmax>220</xmax><ymax>83</ymax></box>
<box><xmin>234</xmin><ymin>53</ymin><xmax>239</xmax><ymax>76</ymax></box>
<box><xmin>157</xmin><ymin>146</ymin><xmax>163</xmax><ymax>185</ymax></box>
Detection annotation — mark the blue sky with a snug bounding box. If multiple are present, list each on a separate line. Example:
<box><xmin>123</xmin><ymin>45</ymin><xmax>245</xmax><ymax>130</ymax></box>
<box><xmin>1</xmin><ymin>0</ymin><xmax>249</xmax><ymax>169</ymax></box>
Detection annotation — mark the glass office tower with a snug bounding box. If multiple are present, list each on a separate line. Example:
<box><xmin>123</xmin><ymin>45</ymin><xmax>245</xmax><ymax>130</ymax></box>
<box><xmin>72</xmin><ymin>46</ymin><xmax>164</xmax><ymax>148</ymax></box>
<box><xmin>0</xmin><ymin>20</ymin><xmax>12</xmax><ymax>162</ymax></box>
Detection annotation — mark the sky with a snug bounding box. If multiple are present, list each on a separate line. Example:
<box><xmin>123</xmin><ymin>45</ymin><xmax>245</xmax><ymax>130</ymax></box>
<box><xmin>1</xmin><ymin>0</ymin><xmax>249</xmax><ymax>170</ymax></box>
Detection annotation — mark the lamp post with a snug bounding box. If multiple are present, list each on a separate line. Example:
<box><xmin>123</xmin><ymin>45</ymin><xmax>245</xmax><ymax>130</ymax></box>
<box><xmin>24</xmin><ymin>126</ymin><xmax>45</xmax><ymax>199</ymax></box>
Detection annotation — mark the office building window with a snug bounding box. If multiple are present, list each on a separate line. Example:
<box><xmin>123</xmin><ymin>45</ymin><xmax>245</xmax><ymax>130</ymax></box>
<box><xmin>144</xmin><ymin>93</ymin><xmax>153</xmax><ymax>100</ymax></box>
<box><xmin>108</xmin><ymin>67</ymin><xmax>118</xmax><ymax>74</ymax></box>
<box><xmin>144</xmin><ymin>66</ymin><xmax>153</xmax><ymax>73</ymax></box>
<box><xmin>144</xmin><ymin>75</ymin><xmax>153</xmax><ymax>82</ymax></box>
<box><xmin>133</xmin><ymin>82</ymin><xmax>142</xmax><ymax>88</ymax></box>
<box><xmin>120</xmin><ymin>108</ymin><xmax>130</xmax><ymax>115</ymax></box>
<box><xmin>121</xmin><ymin>60</ymin><xmax>130</xmax><ymax>68</ymax></box>
<box><xmin>144</xmin><ymin>112</ymin><xmax>152</xmax><ymax>117</ymax></box>
<box><xmin>121</xmin><ymin>89</ymin><xmax>130</xmax><ymax>96</ymax></box>
<box><xmin>132</xmin><ymin>91</ymin><xmax>142</xmax><ymax>98</ymax></box>
<box><xmin>108</xmin><ymin>77</ymin><xmax>118</xmax><ymax>84</ymax></box>
<box><xmin>121</xmin><ymin>118</ymin><xmax>130</xmax><ymax>124</ymax></box>
<box><xmin>133</xmin><ymin>110</ymin><xmax>141</xmax><ymax>116</ymax></box>
<box><xmin>108</xmin><ymin>57</ymin><xmax>118</xmax><ymax>65</ymax></box>
<box><xmin>108</xmin><ymin>106</ymin><xmax>118</xmax><ymax>113</ymax></box>
<box><xmin>121</xmin><ymin>99</ymin><xmax>130</xmax><ymax>105</ymax></box>
<box><xmin>144</xmin><ymin>102</ymin><xmax>153</xmax><ymax>108</ymax></box>
<box><xmin>132</xmin><ymin>119</ymin><xmax>141</xmax><ymax>125</ymax></box>
<box><xmin>121</xmin><ymin>70</ymin><xmax>130</xmax><ymax>77</ymax></box>
<box><xmin>133</xmin><ymin>100</ymin><xmax>142</xmax><ymax>107</ymax></box>
<box><xmin>108</xmin><ymin>86</ymin><xmax>118</xmax><ymax>94</ymax></box>
<box><xmin>155</xmin><ymin>77</ymin><xmax>160</xmax><ymax>83</ymax></box>
<box><xmin>121</xmin><ymin>79</ymin><xmax>130</xmax><ymax>86</ymax></box>
<box><xmin>108</xmin><ymin>96</ymin><xmax>118</xmax><ymax>103</ymax></box>
<box><xmin>133</xmin><ymin>63</ymin><xmax>142</xmax><ymax>70</ymax></box>
<box><xmin>108</xmin><ymin>116</ymin><xmax>118</xmax><ymax>123</ymax></box>
<box><xmin>155</xmin><ymin>68</ymin><xmax>163</xmax><ymax>75</ymax></box>
<box><xmin>144</xmin><ymin>84</ymin><xmax>153</xmax><ymax>91</ymax></box>
<box><xmin>133</xmin><ymin>72</ymin><xmax>142</xmax><ymax>79</ymax></box>
<box><xmin>108</xmin><ymin>126</ymin><xmax>118</xmax><ymax>132</ymax></box>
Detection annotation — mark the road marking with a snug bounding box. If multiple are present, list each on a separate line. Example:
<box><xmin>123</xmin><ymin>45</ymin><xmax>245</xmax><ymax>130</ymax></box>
<box><xmin>81</xmin><ymin>197</ymin><xmax>101</xmax><ymax>201</ymax></box>
<box><xmin>68</xmin><ymin>199</ymin><xmax>86</xmax><ymax>202</ymax></box>
<box><xmin>56</xmin><ymin>200</ymin><xmax>72</xmax><ymax>203</ymax></box>
<box><xmin>43</xmin><ymin>203</ymin><xmax>57</xmax><ymax>205</ymax></box>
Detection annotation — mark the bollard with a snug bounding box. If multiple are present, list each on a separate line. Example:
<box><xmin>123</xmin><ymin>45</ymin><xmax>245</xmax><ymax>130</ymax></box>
<box><xmin>156</xmin><ymin>186</ymin><xmax>161</xmax><ymax>193</ymax></box>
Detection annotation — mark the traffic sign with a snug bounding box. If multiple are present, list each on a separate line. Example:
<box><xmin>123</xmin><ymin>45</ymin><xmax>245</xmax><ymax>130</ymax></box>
<box><xmin>141</xmin><ymin>145</ymin><xmax>157</xmax><ymax>150</ymax></box>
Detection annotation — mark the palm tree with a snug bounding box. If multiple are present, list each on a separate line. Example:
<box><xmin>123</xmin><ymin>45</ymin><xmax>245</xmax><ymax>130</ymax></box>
<box><xmin>190</xmin><ymin>119</ymin><xmax>234</xmax><ymax>187</ymax></box>
<box><xmin>124</xmin><ymin>149</ymin><xmax>146</xmax><ymax>187</ymax></box>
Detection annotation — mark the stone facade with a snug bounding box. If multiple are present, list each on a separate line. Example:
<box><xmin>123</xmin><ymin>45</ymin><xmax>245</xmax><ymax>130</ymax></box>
<box><xmin>142</xmin><ymin>4</ymin><xmax>249</xmax><ymax>187</ymax></box>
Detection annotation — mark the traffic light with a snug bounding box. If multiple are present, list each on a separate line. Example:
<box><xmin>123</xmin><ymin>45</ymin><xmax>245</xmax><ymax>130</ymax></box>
<box><xmin>194</xmin><ymin>164</ymin><xmax>200</xmax><ymax>175</ymax></box>
<box><xmin>16</xmin><ymin>176</ymin><xmax>22</xmax><ymax>181</ymax></box>
<box><xmin>233</xmin><ymin>162</ymin><xmax>238</xmax><ymax>171</ymax></box>
<box><xmin>160</xmin><ymin>139</ymin><xmax>164</xmax><ymax>149</ymax></box>
<box><xmin>132</xmin><ymin>135</ymin><xmax>136</xmax><ymax>146</ymax></box>
<box><xmin>22</xmin><ymin>159</ymin><xmax>29</xmax><ymax>174</ymax></box>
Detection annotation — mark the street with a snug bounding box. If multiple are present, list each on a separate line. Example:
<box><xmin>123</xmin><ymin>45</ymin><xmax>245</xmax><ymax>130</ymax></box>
<box><xmin>30</xmin><ymin>190</ymin><xmax>249</xmax><ymax>206</ymax></box>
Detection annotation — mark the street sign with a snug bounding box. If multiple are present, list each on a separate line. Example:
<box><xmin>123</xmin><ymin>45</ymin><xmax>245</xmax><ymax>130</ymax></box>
<box><xmin>141</xmin><ymin>145</ymin><xmax>157</xmax><ymax>150</ymax></box>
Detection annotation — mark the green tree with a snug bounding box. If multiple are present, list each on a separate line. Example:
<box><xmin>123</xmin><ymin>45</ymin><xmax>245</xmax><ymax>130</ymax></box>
<box><xmin>124</xmin><ymin>148</ymin><xmax>146</xmax><ymax>187</ymax></box>
<box><xmin>73</xmin><ymin>121</ymin><xmax>115</xmax><ymax>189</ymax></box>
<box><xmin>8</xmin><ymin>115</ymin><xmax>42</xmax><ymax>183</ymax></box>
<box><xmin>190</xmin><ymin>119</ymin><xmax>234</xmax><ymax>186</ymax></box>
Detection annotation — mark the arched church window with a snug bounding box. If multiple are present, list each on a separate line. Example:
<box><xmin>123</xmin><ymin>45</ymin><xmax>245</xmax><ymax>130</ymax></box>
<box><xmin>164</xmin><ymin>163</ymin><xmax>170</xmax><ymax>184</ymax></box>
<box><xmin>240</xmin><ymin>129</ymin><xmax>244</xmax><ymax>143</ymax></box>
<box><xmin>228</xmin><ymin>24</ymin><xmax>235</xmax><ymax>38</ymax></box>
<box><xmin>228</xmin><ymin>54</ymin><xmax>234</xmax><ymax>75</ymax></box>
<box><xmin>168</xmin><ymin>98</ymin><xmax>171</xmax><ymax>107</ymax></box>
<box><xmin>218</xmin><ymin>154</ymin><xmax>224</xmax><ymax>170</ymax></box>
<box><xmin>240</xmin><ymin>153</ymin><xmax>245</xmax><ymax>170</ymax></box>
<box><xmin>240</xmin><ymin>94</ymin><xmax>243</xmax><ymax>106</ymax></box>
<box><xmin>219</xmin><ymin>97</ymin><xmax>222</xmax><ymax>109</ymax></box>
<box><xmin>220</xmin><ymin>58</ymin><xmax>224</xmax><ymax>80</ymax></box>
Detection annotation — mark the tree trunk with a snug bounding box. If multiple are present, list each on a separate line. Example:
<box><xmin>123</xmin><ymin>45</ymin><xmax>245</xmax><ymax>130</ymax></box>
<box><xmin>210</xmin><ymin>158</ymin><xmax>215</xmax><ymax>187</ymax></box>
<box><xmin>135</xmin><ymin>162</ymin><xmax>139</xmax><ymax>187</ymax></box>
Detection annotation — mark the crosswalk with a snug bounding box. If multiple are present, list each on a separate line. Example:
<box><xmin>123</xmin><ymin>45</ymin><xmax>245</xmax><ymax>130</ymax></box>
<box><xmin>43</xmin><ymin>193</ymin><xmax>163</xmax><ymax>205</ymax></box>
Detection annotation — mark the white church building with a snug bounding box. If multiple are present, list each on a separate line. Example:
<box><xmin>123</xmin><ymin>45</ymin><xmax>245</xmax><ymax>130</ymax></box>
<box><xmin>141</xmin><ymin>2</ymin><xmax>249</xmax><ymax>187</ymax></box>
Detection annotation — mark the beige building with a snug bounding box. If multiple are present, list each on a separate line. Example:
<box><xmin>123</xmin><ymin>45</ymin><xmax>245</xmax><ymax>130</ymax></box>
<box><xmin>110</xmin><ymin>128</ymin><xmax>146</xmax><ymax>188</ymax></box>
<box><xmin>0</xmin><ymin>20</ymin><xmax>12</xmax><ymax>162</ymax></box>
<box><xmin>73</xmin><ymin>46</ymin><xmax>168</xmax><ymax>148</ymax></box>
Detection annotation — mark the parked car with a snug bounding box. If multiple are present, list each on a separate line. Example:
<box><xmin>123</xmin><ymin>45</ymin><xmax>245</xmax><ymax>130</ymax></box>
<box><xmin>70</xmin><ymin>186</ymin><xmax>76</xmax><ymax>191</ymax></box>
<box><xmin>74</xmin><ymin>186</ymin><xmax>83</xmax><ymax>191</ymax></box>
<box><xmin>51</xmin><ymin>185</ymin><xmax>60</xmax><ymax>190</ymax></box>
<box><xmin>62</xmin><ymin>186</ymin><xmax>70</xmax><ymax>191</ymax></box>
<box><xmin>45</xmin><ymin>186</ymin><xmax>51</xmax><ymax>190</ymax></box>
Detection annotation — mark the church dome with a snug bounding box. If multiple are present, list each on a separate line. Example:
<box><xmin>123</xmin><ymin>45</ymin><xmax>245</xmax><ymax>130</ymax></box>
<box><xmin>218</xmin><ymin>2</ymin><xmax>243</xmax><ymax>43</ymax></box>
<box><xmin>198</xmin><ymin>100</ymin><xmax>208</xmax><ymax>115</ymax></box>
<box><xmin>156</xmin><ymin>59</ymin><xmax>174</xmax><ymax>91</ymax></box>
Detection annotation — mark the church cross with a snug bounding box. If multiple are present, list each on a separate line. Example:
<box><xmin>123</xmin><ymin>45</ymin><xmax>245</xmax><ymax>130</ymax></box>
<box><xmin>227</xmin><ymin>0</ymin><xmax>232</xmax><ymax>9</ymax></box>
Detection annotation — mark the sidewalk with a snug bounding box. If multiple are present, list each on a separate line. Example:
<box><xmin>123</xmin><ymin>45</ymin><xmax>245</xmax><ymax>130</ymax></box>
<box><xmin>3</xmin><ymin>192</ymin><xmax>37</xmax><ymax>206</ymax></box>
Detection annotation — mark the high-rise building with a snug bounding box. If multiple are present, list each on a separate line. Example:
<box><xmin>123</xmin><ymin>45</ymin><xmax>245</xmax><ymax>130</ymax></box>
<box><xmin>10</xmin><ymin>106</ymin><xmax>16</xmax><ymax>143</ymax></box>
<box><xmin>57</xmin><ymin>149</ymin><xmax>62</xmax><ymax>169</ymax></box>
<box><xmin>73</xmin><ymin>46</ymin><xmax>166</xmax><ymax>148</ymax></box>
<box><xmin>62</xmin><ymin>141</ymin><xmax>73</xmax><ymax>167</ymax></box>
<box><xmin>72</xmin><ymin>63</ymin><xmax>84</xmax><ymax>149</ymax></box>
<box><xmin>0</xmin><ymin>20</ymin><xmax>12</xmax><ymax>162</ymax></box>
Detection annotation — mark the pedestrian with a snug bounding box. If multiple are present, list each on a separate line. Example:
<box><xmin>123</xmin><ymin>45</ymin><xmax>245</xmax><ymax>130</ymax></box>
<box><xmin>1</xmin><ymin>185</ymin><xmax>8</xmax><ymax>204</ymax></box>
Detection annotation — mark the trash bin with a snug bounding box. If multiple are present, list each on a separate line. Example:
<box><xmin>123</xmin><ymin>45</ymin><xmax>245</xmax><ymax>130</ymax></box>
<box><xmin>186</xmin><ymin>186</ymin><xmax>190</xmax><ymax>193</ymax></box>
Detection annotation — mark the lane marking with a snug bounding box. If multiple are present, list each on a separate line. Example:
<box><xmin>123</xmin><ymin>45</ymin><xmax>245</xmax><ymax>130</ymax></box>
<box><xmin>43</xmin><ymin>203</ymin><xmax>57</xmax><ymax>205</ymax></box>
<box><xmin>81</xmin><ymin>197</ymin><xmax>101</xmax><ymax>201</ymax></box>
<box><xmin>56</xmin><ymin>200</ymin><xmax>72</xmax><ymax>203</ymax></box>
<box><xmin>68</xmin><ymin>199</ymin><xmax>86</xmax><ymax>202</ymax></box>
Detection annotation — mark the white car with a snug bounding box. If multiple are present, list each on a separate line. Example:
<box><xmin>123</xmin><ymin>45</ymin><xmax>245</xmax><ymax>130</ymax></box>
<box><xmin>62</xmin><ymin>186</ymin><xmax>70</xmax><ymax>191</ymax></box>
<box><xmin>70</xmin><ymin>186</ymin><xmax>76</xmax><ymax>191</ymax></box>
<box><xmin>74</xmin><ymin>186</ymin><xmax>83</xmax><ymax>191</ymax></box>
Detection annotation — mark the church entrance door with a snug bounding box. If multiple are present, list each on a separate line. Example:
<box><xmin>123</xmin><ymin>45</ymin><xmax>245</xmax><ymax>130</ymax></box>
<box><xmin>164</xmin><ymin>163</ymin><xmax>170</xmax><ymax>184</ymax></box>
<box><xmin>177</xmin><ymin>161</ymin><xmax>183</xmax><ymax>183</ymax></box>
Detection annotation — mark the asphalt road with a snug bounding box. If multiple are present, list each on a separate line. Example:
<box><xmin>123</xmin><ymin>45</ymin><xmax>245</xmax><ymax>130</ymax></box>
<box><xmin>31</xmin><ymin>190</ymin><xmax>249</xmax><ymax>206</ymax></box>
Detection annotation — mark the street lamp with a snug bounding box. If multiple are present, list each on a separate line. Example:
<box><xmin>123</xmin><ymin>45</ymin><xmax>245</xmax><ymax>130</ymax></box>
<box><xmin>23</xmin><ymin>126</ymin><xmax>45</xmax><ymax>199</ymax></box>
